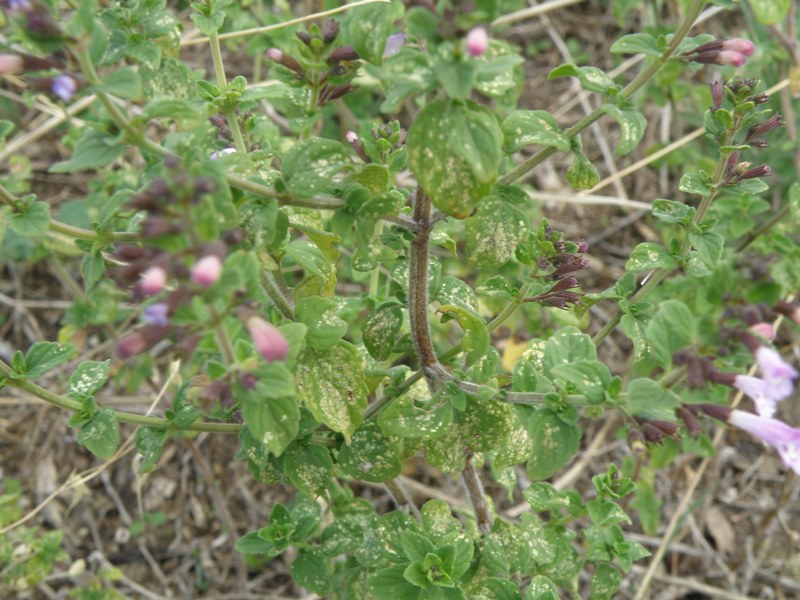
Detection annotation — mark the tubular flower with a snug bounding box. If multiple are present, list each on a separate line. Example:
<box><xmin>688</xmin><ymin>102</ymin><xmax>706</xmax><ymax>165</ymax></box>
<box><xmin>728</xmin><ymin>410</ymin><xmax>800</xmax><ymax>474</ymax></box>
<box><xmin>733</xmin><ymin>374</ymin><xmax>784</xmax><ymax>418</ymax></box>
<box><xmin>755</xmin><ymin>346</ymin><xmax>798</xmax><ymax>399</ymax></box>
<box><xmin>246</xmin><ymin>317</ymin><xmax>289</xmax><ymax>363</ymax></box>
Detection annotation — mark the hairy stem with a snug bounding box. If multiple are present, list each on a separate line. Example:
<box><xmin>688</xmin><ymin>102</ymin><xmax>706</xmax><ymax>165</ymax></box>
<box><xmin>0</xmin><ymin>359</ymin><xmax>241</xmax><ymax>433</ymax></box>
<box><xmin>462</xmin><ymin>452</ymin><xmax>493</xmax><ymax>534</ymax></box>
<box><xmin>261</xmin><ymin>269</ymin><xmax>296</xmax><ymax>319</ymax></box>
<box><xmin>384</xmin><ymin>479</ymin><xmax>422</xmax><ymax>522</ymax></box>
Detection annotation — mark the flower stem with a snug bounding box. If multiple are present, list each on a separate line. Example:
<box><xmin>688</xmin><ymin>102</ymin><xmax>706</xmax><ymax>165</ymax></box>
<box><xmin>462</xmin><ymin>452</ymin><xmax>493</xmax><ymax>534</ymax></box>
<box><xmin>498</xmin><ymin>0</ymin><xmax>707</xmax><ymax>186</ymax></box>
<box><xmin>208</xmin><ymin>29</ymin><xmax>248</xmax><ymax>153</ymax></box>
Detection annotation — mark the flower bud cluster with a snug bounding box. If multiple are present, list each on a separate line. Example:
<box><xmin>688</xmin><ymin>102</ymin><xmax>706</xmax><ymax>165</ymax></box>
<box><xmin>684</xmin><ymin>38</ymin><xmax>755</xmax><ymax>68</ymax></box>
<box><xmin>525</xmin><ymin>230</ymin><xmax>588</xmax><ymax>309</ymax></box>
<box><xmin>345</xmin><ymin>121</ymin><xmax>407</xmax><ymax>166</ymax></box>
<box><xmin>267</xmin><ymin>19</ymin><xmax>360</xmax><ymax>108</ymax></box>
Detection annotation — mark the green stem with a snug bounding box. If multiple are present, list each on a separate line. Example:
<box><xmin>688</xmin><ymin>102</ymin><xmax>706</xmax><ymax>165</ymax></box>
<box><xmin>498</xmin><ymin>0</ymin><xmax>707</xmax><ymax>186</ymax></box>
<box><xmin>0</xmin><ymin>184</ymin><xmax>139</xmax><ymax>243</ymax></box>
<box><xmin>208</xmin><ymin>29</ymin><xmax>248</xmax><ymax>153</ymax></box>
<box><xmin>0</xmin><ymin>360</ymin><xmax>240</xmax><ymax>433</ymax></box>
<box><xmin>261</xmin><ymin>269</ymin><xmax>295</xmax><ymax>319</ymax></box>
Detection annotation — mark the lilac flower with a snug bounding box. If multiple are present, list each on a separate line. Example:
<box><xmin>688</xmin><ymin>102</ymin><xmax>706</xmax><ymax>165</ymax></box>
<box><xmin>755</xmin><ymin>346</ymin><xmax>798</xmax><ymax>399</ymax></box>
<box><xmin>728</xmin><ymin>410</ymin><xmax>800</xmax><ymax>474</ymax></box>
<box><xmin>51</xmin><ymin>74</ymin><xmax>76</xmax><ymax>102</ymax></box>
<box><xmin>142</xmin><ymin>303</ymin><xmax>169</xmax><ymax>327</ymax></box>
<box><xmin>210</xmin><ymin>148</ymin><xmax>236</xmax><ymax>160</ymax></box>
<box><xmin>733</xmin><ymin>374</ymin><xmax>781</xmax><ymax>418</ymax></box>
<box><xmin>383</xmin><ymin>33</ymin><xmax>406</xmax><ymax>58</ymax></box>
<box><xmin>465</xmin><ymin>27</ymin><xmax>489</xmax><ymax>57</ymax></box>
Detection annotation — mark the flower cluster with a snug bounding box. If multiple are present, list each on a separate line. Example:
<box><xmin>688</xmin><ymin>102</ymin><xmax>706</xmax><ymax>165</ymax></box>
<box><xmin>524</xmin><ymin>229</ymin><xmax>588</xmax><ymax>309</ymax></box>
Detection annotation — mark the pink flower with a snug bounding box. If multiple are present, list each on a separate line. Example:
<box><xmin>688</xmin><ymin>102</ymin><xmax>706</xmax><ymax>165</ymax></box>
<box><xmin>140</xmin><ymin>266</ymin><xmax>167</xmax><ymax>296</ymax></box>
<box><xmin>722</xmin><ymin>38</ymin><xmax>755</xmax><ymax>57</ymax></box>
<box><xmin>728</xmin><ymin>410</ymin><xmax>800</xmax><ymax>474</ymax></box>
<box><xmin>246</xmin><ymin>317</ymin><xmax>289</xmax><ymax>363</ymax></box>
<box><xmin>749</xmin><ymin>322</ymin><xmax>775</xmax><ymax>341</ymax></box>
<box><xmin>465</xmin><ymin>27</ymin><xmax>489</xmax><ymax>57</ymax></box>
<box><xmin>191</xmin><ymin>255</ymin><xmax>223</xmax><ymax>288</ymax></box>
<box><xmin>717</xmin><ymin>51</ymin><xmax>745</xmax><ymax>67</ymax></box>
<box><xmin>0</xmin><ymin>54</ymin><xmax>23</xmax><ymax>75</ymax></box>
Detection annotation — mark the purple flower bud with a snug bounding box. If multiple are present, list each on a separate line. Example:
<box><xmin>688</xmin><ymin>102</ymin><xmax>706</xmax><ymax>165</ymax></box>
<box><xmin>775</xmin><ymin>300</ymin><xmax>800</xmax><ymax>324</ymax></box>
<box><xmin>710</xmin><ymin>81</ymin><xmax>724</xmax><ymax>108</ymax></box>
<box><xmin>728</xmin><ymin>410</ymin><xmax>800</xmax><ymax>474</ymax></box>
<box><xmin>327</xmin><ymin>45</ymin><xmax>360</xmax><ymax>64</ymax></box>
<box><xmin>51</xmin><ymin>74</ymin><xmax>77</xmax><ymax>102</ymax></box>
<box><xmin>693</xmin><ymin>402</ymin><xmax>733</xmax><ymax>422</ymax></box>
<box><xmin>465</xmin><ymin>26</ymin><xmax>489</xmax><ymax>57</ymax></box>
<box><xmin>296</xmin><ymin>31</ymin><xmax>311</xmax><ymax>45</ymax></box>
<box><xmin>722</xmin><ymin>38</ymin><xmax>755</xmax><ymax>57</ymax></box>
<box><xmin>191</xmin><ymin>255</ymin><xmax>223</xmax><ymax>288</ymax></box>
<box><xmin>140</xmin><ymin>266</ymin><xmax>167</xmax><ymax>296</ymax></box>
<box><xmin>267</xmin><ymin>48</ymin><xmax>305</xmax><ymax>76</ymax></box>
<box><xmin>383</xmin><ymin>33</ymin><xmax>406</xmax><ymax>58</ymax></box>
<box><xmin>246</xmin><ymin>317</ymin><xmax>289</xmax><ymax>363</ymax></box>
<box><xmin>739</xmin><ymin>164</ymin><xmax>772</xmax><ymax>180</ymax></box>
<box><xmin>576</xmin><ymin>239</ymin><xmax>588</xmax><ymax>253</ymax></box>
<box><xmin>641</xmin><ymin>423</ymin><xmax>666</xmax><ymax>444</ymax></box>
<box><xmin>321</xmin><ymin>20</ymin><xmax>340</xmax><ymax>44</ymax></box>
<box><xmin>677</xmin><ymin>407</ymin><xmax>703</xmax><ymax>436</ymax></box>
<box><xmin>116</xmin><ymin>332</ymin><xmax>147</xmax><ymax>359</ymax></box>
<box><xmin>142</xmin><ymin>302</ymin><xmax>169</xmax><ymax>327</ymax></box>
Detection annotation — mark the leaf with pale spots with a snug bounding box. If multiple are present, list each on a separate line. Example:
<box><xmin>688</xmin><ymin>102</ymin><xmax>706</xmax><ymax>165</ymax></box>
<box><xmin>67</xmin><ymin>360</ymin><xmax>110</xmax><ymax>399</ymax></box>
<box><xmin>407</xmin><ymin>98</ymin><xmax>502</xmax><ymax>218</ymax></box>
<box><xmin>281</xmin><ymin>138</ymin><xmax>348</xmax><ymax>198</ymax></box>
<box><xmin>296</xmin><ymin>295</ymin><xmax>347</xmax><ymax>349</ymax></box>
<box><xmin>135</xmin><ymin>426</ymin><xmax>168</xmax><ymax>473</ymax></box>
<box><xmin>465</xmin><ymin>197</ymin><xmax>528</xmax><ymax>268</ymax></box>
<box><xmin>238</xmin><ymin>364</ymin><xmax>299</xmax><ymax>456</ymax></box>
<box><xmin>435</xmin><ymin>276</ymin><xmax>479</xmax><ymax>313</ymax></box>
<box><xmin>291</xmin><ymin>550</ymin><xmax>330</xmax><ymax>596</ymax></box>
<box><xmin>295</xmin><ymin>341</ymin><xmax>367</xmax><ymax>442</ymax></box>
<box><xmin>343</xmin><ymin>3</ymin><xmax>394</xmax><ymax>66</ymax></box>
<box><xmin>23</xmin><ymin>342</ymin><xmax>76</xmax><ymax>378</ymax></box>
<box><xmin>438</xmin><ymin>304</ymin><xmax>489</xmax><ymax>367</ymax></box>
<box><xmin>337</xmin><ymin>421</ymin><xmax>401</xmax><ymax>482</ymax></box>
<box><xmin>77</xmin><ymin>407</ymin><xmax>120</xmax><ymax>459</ymax></box>
<box><xmin>363</xmin><ymin>302</ymin><xmax>404</xmax><ymax>361</ymax></box>
<box><xmin>378</xmin><ymin>393</ymin><xmax>453</xmax><ymax>440</ymax></box>
<box><xmin>548</xmin><ymin>63</ymin><xmax>618</xmax><ymax>94</ymax></box>
<box><xmin>502</xmin><ymin>110</ymin><xmax>571</xmax><ymax>153</ymax></box>
<box><xmin>525</xmin><ymin>408</ymin><xmax>581</xmax><ymax>481</ymax></box>
<box><xmin>626</xmin><ymin>242</ymin><xmax>677</xmax><ymax>272</ymax></box>
<box><xmin>599</xmin><ymin>104</ymin><xmax>646</xmax><ymax>156</ymax></box>
<box><xmin>284</xmin><ymin>443</ymin><xmax>333</xmax><ymax>497</ymax></box>
<box><xmin>566</xmin><ymin>147</ymin><xmax>600</xmax><ymax>190</ymax></box>
<box><xmin>550</xmin><ymin>360</ymin><xmax>612</xmax><ymax>404</ymax></box>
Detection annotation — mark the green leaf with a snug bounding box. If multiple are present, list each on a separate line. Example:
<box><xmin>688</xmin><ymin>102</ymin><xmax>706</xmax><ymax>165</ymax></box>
<box><xmin>24</xmin><ymin>342</ymin><xmax>76</xmax><ymax>378</ymax></box>
<box><xmin>548</xmin><ymin>64</ymin><xmax>617</xmax><ymax>94</ymax></box>
<box><xmin>600</xmin><ymin>104</ymin><xmax>646</xmax><ymax>156</ymax></box>
<box><xmin>140</xmin><ymin>98</ymin><xmax>203</xmax><ymax>123</ymax></box>
<box><xmin>135</xmin><ymin>426</ymin><xmax>168</xmax><ymax>473</ymax></box>
<box><xmin>295</xmin><ymin>296</ymin><xmax>347</xmax><ymax>349</ymax></box>
<box><xmin>190</xmin><ymin>11</ymin><xmax>225</xmax><ymax>35</ymax></box>
<box><xmin>566</xmin><ymin>148</ymin><xmax>600</xmax><ymax>190</ymax></box>
<box><xmin>284</xmin><ymin>443</ymin><xmax>334</xmax><ymax>498</ymax></box>
<box><xmin>344</xmin><ymin>4</ymin><xmax>395</xmax><ymax>66</ymax></box>
<box><xmin>363</xmin><ymin>303</ymin><xmax>404</xmax><ymax>361</ymax></box>
<box><xmin>438</xmin><ymin>304</ymin><xmax>490</xmax><ymax>367</ymax></box>
<box><xmin>77</xmin><ymin>407</ymin><xmax>119</xmax><ymax>459</ymax></box>
<box><xmin>81</xmin><ymin>250</ymin><xmax>106</xmax><ymax>292</ymax></box>
<box><xmin>407</xmin><ymin>98</ymin><xmax>502</xmax><ymax>218</ymax></box>
<box><xmin>369</xmin><ymin>565</ymin><xmax>424</xmax><ymax>600</ymax></box>
<box><xmin>239</xmin><ymin>366</ymin><xmax>299</xmax><ymax>456</ymax></box>
<box><xmin>543</xmin><ymin>326</ymin><xmax>596</xmax><ymax>372</ymax></box>
<box><xmin>337</xmin><ymin>421</ymin><xmax>402</xmax><ymax>482</ymax></box>
<box><xmin>688</xmin><ymin>229</ymin><xmax>724</xmax><ymax>269</ymax></box>
<box><xmin>645</xmin><ymin>300</ymin><xmax>695</xmax><ymax>367</ymax></box>
<box><xmin>291</xmin><ymin>550</ymin><xmax>329</xmax><ymax>595</ymax></box>
<box><xmin>626</xmin><ymin>242</ymin><xmax>676</xmax><ymax>272</ymax></box>
<box><xmin>609</xmin><ymin>33</ymin><xmax>662</xmax><ymax>56</ymax></box>
<box><xmin>550</xmin><ymin>360</ymin><xmax>612</xmax><ymax>404</ymax></box>
<box><xmin>281</xmin><ymin>138</ymin><xmax>348</xmax><ymax>198</ymax></box>
<box><xmin>10</xmin><ymin>200</ymin><xmax>50</xmax><ymax>238</ymax></box>
<box><xmin>91</xmin><ymin>66</ymin><xmax>143</xmax><ymax>99</ymax></box>
<box><xmin>750</xmin><ymin>0</ymin><xmax>790</xmax><ymax>24</ymax></box>
<box><xmin>465</xmin><ymin>198</ymin><xmax>528</xmax><ymax>268</ymax></box>
<box><xmin>296</xmin><ymin>342</ymin><xmax>367</xmax><ymax>442</ymax></box>
<box><xmin>501</xmin><ymin>110</ymin><xmax>571</xmax><ymax>153</ymax></box>
<box><xmin>651</xmin><ymin>199</ymin><xmax>695</xmax><ymax>225</ymax></box>
<box><xmin>50</xmin><ymin>128</ymin><xmax>124</xmax><ymax>173</ymax></box>
<box><xmin>525</xmin><ymin>409</ymin><xmax>581</xmax><ymax>481</ymax></box>
<box><xmin>586</xmin><ymin>497</ymin><xmax>631</xmax><ymax>527</ymax></box>
<box><xmin>67</xmin><ymin>360</ymin><xmax>110</xmax><ymax>399</ymax></box>
<box><xmin>625</xmin><ymin>379</ymin><xmax>680</xmax><ymax>421</ymax></box>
